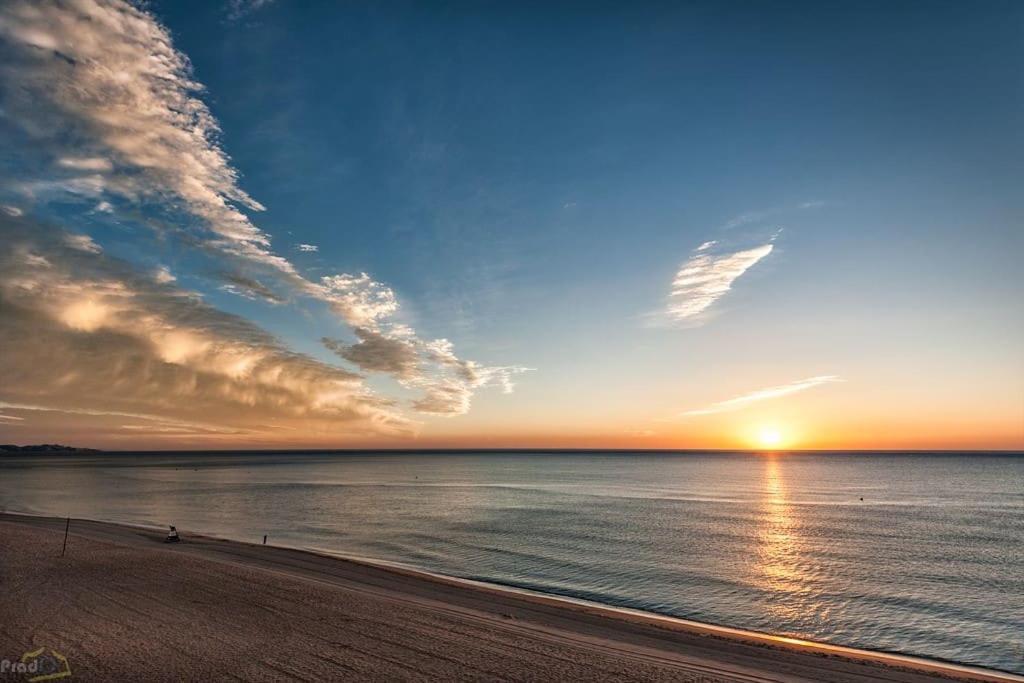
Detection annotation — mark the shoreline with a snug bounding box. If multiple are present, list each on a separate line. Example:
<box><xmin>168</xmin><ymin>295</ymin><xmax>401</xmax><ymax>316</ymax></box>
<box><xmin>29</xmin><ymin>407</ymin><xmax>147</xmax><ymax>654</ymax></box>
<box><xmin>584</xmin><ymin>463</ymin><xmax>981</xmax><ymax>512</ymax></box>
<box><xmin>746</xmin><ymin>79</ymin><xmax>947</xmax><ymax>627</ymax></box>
<box><xmin>2</xmin><ymin>512</ymin><xmax>1021</xmax><ymax>682</ymax></box>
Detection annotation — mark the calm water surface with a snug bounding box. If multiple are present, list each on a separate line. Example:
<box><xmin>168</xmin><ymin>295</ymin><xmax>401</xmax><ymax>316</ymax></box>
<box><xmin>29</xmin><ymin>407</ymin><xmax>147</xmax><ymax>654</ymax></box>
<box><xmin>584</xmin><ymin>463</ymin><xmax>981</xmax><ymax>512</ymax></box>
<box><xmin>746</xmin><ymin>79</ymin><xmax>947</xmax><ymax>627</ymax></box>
<box><xmin>1</xmin><ymin>451</ymin><xmax>1021</xmax><ymax>673</ymax></box>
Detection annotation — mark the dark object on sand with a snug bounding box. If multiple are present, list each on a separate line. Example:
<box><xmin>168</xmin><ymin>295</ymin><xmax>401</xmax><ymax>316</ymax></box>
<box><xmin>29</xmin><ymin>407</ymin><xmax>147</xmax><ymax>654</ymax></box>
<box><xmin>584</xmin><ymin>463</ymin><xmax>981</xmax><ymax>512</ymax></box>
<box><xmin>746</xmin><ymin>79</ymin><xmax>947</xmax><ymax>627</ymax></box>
<box><xmin>165</xmin><ymin>525</ymin><xmax>180</xmax><ymax>543</ymax></box>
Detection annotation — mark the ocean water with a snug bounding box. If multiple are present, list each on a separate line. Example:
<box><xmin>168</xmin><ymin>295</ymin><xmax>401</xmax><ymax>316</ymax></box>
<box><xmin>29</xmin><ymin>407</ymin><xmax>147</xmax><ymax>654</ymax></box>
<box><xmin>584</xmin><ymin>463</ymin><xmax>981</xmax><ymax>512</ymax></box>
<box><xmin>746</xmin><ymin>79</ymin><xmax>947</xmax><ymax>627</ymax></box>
<box><xmin>1</xmin><ymin>451</ymin><xmax>1021</xmax><ymax>674</ymax></box>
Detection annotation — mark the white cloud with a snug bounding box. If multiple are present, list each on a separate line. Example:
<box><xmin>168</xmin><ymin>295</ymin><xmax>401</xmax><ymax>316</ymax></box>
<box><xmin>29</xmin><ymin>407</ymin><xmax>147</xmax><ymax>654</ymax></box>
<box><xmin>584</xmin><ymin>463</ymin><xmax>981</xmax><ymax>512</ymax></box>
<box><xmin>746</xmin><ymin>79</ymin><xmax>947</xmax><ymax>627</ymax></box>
<box><xmin>662</xmin><ymin>201</ymin><xmax>827</xmax><ymax>325</ymax></box>
<box><xmin>409</xmin><ymin>337</ymin><xmax>530</xmax><ymax>415</ymax></box>
<box><xmin>318</xmin><ymin>273</ymin><xmax>399</xmax><ymax>328</ymax></box>
<box><xmin>666</xmin><ymin>241</ymin><xmax>774</xmax><ymax>323</ymax></box>
<box><xmin>18</xmin><ymin>175</ymin><xmax>107</xmax><ymax>199</ymax></box>
<box><xmin>296</xmin><ymin>243</ymin><xmax>318</xmax><ymax>252</ymax></box>
<box><xmin>64</xmin><ymin>233</ymin><xmax>102</xmax><ymax>253</ymax></box>
<box><xmin>0</xmin><ymin>0</ymin><xmax>524</xmax><ymax>424</ymax></box>
<box><xmin>24</xmin><ymin>252</ymin><xmax>51</xmax><ymax>268</ymax></box>
<box><xmin>154</xmin><ymin>266</ymin><xmax>176</xmax><ymax>284</ymax></box>
<box><xmin>681</xmin><ymin>375</ymin><xmax>843</xmax><ymax>417</ymax></box>
<box><xmin>2</xmin><ymin>205</ymin><xmax>23</xmax><ymax>217</ymax></box>
<box><xmin>58</xmin><ymin>157</ymin><xmax>113</xmax><ymax>172</ymax></box>
<box><xmin>409</xmin><ymin>366</ymin><xmax>528</xmax><ymax>415</ymax></box>
<box><xmin>0</xmin><ymin>0</ymin><xmax>273</xmax><ymax>263</ymax></box>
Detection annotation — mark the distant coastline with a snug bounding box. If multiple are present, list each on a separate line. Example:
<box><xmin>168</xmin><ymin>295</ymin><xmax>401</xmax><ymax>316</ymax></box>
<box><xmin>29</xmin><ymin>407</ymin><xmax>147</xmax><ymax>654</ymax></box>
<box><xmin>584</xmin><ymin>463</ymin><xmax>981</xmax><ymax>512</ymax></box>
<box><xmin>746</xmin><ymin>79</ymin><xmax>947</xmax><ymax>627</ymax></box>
<box><xmin>0</xmin><ymin>444</ymin><xmax>101</xmax><ymax>453</ymax></box>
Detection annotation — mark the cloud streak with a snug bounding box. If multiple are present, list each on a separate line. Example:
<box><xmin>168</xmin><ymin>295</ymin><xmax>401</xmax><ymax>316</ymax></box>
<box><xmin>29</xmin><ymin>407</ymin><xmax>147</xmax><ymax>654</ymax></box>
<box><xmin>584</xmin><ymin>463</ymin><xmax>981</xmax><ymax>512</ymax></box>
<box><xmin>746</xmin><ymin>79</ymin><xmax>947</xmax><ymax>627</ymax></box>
<box><xmin>216</xmin><ymin>271</ymin><xmax>286</xmax><ymax>304</ymax></box>
<box><xmin>666</xmin><ymin>239</ymin><xmax>775</xmax><ymax>323</ymax></box>
<box><xmin>661</xmin><ymin>201</ymin><xmax>828</xmax><ymax>326</ymax></box>
<box><xmin>681</xmin><ymin>375</ymin><xmax>843</xmax><ymax>417</ymax></box>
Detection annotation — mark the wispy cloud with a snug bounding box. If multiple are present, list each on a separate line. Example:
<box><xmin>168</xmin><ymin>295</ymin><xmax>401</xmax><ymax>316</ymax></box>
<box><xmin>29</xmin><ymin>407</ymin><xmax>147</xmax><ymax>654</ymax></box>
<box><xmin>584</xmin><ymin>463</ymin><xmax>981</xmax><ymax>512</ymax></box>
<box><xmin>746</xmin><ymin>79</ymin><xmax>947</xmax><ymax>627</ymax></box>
<box><xmin>660</xmin><ymin>200</ymin><xmax>831</xmax><ymax>325</ymax></box>
<box><xmin>409</xmin><ymin>339</ymin><xmax>529</xmax><ymax>416</ymax></box>
<box><xmin>57</xmin><ymin>157</ymin><xmax>114</xmax><ymax>172</ymax></box>
<box><xmin>0</xmin><ymin>0</ymin><xmax>341</xmax><ymax>298</ymax></box>
<box><xmin>0</xmin><ymin>219</ymin><xmax>411</xmax><ymax>439</ymax></box>
<box><xmin>153</xmin><ymin>266</ymin><xmax>176</xmax><ymax>284</ymax></box>
<box><xmin>721</xmin><ymin>210</ymin><xmax>771</xmax><ymax>231</ymax></box>
<box><xmin>0</xmin><ymin>1</ymin><xmax>270</xmax><ymax>257</ymax></box>
<box><xmin>681</xmin><ymin>375</ymin><xmax>843</xmax><ymax>417</ymax></box>
<box><xmin>227</xmin><ymin>0</ymin><xmax>276</xmax><ymax>22</ymax></box>
<box><xmin>64</xmin><ymin>234</ymin><xmax>102</xmax><ymax>254</ymax></box>
<box><xmin>721</xmin><ymin>201</ymin><xmax>825</xmax><ymax>230</ymax></box>
<box><xmin>0</xmin><ymin>402</ymin><xmax>240</xmax><ymax>436</ymax></box>
<box><xmin>665</xmin><ymin>239</ymin><xmax>775</xmax><ymax>323</ymax></box>
<box><xmin>0</xmin><ymin>0</ymin><xmax>524</xmax><ymax>422</ymax></box>
<box><xmin>296</xmin><ymin>243</ymin><xmax>318</xmax><ymax>252</ymax></box>
<box><xmin>322</xmin><ymin>332</ymin><xmax>531</xmax><ymax>416</ymax></box>
<box><xmin>216</xmin><ymin>271</ymin><xmax>286</xmax><ymax>304</ymax></box>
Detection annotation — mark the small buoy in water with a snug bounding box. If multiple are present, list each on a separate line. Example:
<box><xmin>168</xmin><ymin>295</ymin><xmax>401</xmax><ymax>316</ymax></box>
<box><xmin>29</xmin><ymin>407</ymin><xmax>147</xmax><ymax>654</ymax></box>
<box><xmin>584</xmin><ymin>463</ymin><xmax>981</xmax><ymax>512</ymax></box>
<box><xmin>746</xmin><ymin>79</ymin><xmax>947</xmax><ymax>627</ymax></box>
<box><xmin>165</xmin><ymin>525</ymin><xmax>180</xmax><ymax>543</ymax></box>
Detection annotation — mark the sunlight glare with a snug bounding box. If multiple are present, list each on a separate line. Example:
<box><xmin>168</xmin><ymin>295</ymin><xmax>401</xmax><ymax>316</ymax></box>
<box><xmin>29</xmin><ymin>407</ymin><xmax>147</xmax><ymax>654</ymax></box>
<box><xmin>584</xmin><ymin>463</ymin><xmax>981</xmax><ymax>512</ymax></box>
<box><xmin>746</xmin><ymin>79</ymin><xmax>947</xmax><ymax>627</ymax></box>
<box><xmin>759</xmin><ymin>427</ymin><xmax>783</xmax><ymax>448</ymax></box>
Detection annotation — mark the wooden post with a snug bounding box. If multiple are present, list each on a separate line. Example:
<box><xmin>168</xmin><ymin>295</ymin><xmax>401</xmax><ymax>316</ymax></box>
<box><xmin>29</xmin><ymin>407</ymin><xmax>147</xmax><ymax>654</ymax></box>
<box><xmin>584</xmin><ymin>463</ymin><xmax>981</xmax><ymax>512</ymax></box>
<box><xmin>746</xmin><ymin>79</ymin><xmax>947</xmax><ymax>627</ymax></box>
<box><xmin>263</xmin><ymin>534</ymin><xmax>267</xmax><ymax>545</ymax></box>
<box><xmin>61</xmin><ymin>517</ymin><xmax>70</xmax><ymax>557</ymax></box>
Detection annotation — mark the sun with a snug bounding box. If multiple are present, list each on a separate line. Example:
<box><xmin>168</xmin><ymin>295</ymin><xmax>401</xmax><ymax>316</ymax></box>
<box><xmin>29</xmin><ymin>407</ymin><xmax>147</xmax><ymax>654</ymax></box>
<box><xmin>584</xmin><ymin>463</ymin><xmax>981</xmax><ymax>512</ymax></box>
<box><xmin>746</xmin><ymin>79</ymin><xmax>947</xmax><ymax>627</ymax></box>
<box><xmin>758</xmin><ymin>427</ymin><xmax>783</xmax><ymax>449</ymax></box>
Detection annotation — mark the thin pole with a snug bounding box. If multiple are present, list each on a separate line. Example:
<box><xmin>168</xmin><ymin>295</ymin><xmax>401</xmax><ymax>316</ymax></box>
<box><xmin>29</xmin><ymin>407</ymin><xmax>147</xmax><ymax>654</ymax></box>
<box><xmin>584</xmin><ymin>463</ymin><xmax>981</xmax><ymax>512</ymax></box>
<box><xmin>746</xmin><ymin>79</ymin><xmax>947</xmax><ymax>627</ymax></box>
<box><xmin>61</xmin><ymin>517</ymin><xmax>70</xmax><ymax>557</ymax></box>
<box><xmin>263</xmin><ymin>534</ymin><xmax>267</xmax><ymax>545</ymax></box>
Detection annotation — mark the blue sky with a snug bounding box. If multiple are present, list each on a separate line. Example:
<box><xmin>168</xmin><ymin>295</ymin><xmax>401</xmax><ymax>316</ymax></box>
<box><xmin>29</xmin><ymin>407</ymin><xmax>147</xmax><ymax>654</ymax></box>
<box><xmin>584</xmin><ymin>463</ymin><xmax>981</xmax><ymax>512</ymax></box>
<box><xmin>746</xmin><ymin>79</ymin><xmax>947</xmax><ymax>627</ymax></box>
<box><xmin>0</xmin><ymin>0</ymin><xmax>1020</xmax><ymax>448</ymax></box>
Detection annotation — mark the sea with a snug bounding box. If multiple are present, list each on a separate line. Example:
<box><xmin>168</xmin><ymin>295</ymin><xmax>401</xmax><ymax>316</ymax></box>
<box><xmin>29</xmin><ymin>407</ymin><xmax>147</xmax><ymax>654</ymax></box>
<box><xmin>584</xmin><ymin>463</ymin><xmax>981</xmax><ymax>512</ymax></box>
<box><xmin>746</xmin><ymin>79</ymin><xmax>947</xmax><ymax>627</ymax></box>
<box><xmin>1</xmin><ymin>451</ymin><xmax>1021</xmax><ymax>674</ymax></box>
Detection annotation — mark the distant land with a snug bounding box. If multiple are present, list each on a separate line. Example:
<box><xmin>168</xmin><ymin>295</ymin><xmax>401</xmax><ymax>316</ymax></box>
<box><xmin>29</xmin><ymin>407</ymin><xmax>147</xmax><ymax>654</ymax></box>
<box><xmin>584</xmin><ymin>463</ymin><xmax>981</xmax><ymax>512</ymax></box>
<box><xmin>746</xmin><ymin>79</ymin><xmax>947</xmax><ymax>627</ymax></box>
<box><xmin>0</xmin><ymin>444</ymin><xmax>102</xmax><ymax>453</ymax></box>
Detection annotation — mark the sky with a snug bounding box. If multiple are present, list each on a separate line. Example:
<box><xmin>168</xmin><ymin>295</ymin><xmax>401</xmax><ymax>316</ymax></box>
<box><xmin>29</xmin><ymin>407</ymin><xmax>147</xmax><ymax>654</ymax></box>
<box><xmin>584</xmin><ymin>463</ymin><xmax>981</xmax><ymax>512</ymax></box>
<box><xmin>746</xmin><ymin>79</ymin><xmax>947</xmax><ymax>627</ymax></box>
<box><xmin>0</xmin><ymin>0</ymin><xmax>1021</xmax><ymax>450</ymax></box>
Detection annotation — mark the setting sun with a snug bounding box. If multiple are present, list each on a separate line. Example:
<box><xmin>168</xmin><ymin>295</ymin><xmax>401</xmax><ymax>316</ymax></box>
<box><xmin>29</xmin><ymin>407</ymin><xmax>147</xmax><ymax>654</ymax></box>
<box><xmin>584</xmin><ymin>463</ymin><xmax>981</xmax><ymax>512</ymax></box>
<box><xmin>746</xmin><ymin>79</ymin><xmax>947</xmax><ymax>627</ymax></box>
<box><xmin>758</xmin><ymin>427</ymin><xmax>784</xmax><ymax>449</ymax></box>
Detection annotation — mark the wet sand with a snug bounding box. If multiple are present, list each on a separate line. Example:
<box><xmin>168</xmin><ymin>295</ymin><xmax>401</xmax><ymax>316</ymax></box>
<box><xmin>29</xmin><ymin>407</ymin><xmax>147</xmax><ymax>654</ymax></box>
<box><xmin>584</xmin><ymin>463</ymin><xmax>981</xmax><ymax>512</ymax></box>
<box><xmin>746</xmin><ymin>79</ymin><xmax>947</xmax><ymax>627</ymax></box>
<box><xmin>0</xmin><ymin>513</ymin><xmax>1019</xmax><ymax>682</ymax></box>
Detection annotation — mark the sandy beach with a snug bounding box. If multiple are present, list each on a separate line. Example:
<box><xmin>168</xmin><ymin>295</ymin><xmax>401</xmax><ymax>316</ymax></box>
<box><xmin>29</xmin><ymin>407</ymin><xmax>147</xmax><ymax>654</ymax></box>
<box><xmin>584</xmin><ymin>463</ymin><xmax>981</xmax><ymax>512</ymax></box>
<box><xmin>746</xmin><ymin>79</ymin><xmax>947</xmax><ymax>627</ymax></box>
<box><xmin>0</xmin><ymin>513</ymin><xmax>1018</xmax><ymax>683</ymax></box>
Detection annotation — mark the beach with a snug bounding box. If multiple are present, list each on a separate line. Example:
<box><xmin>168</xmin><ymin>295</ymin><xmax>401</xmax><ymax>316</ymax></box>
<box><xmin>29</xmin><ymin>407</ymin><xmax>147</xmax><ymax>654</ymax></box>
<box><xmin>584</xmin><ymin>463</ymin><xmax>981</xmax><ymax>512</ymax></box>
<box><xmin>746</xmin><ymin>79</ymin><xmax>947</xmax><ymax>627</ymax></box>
<box><xmin>0</xmin><ymin>513</ymin><xmax>1018</xmax><ymax>682</ymax></box>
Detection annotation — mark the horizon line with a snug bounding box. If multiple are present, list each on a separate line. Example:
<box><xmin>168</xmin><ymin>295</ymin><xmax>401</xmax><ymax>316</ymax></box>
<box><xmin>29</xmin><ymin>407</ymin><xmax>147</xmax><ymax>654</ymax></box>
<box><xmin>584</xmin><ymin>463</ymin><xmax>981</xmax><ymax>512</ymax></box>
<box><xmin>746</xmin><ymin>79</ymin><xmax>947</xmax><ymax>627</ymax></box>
<box><xmin>4</xmin><ymin>447</ymin><xmax>1022</xmax><ymax>455</ymax></box>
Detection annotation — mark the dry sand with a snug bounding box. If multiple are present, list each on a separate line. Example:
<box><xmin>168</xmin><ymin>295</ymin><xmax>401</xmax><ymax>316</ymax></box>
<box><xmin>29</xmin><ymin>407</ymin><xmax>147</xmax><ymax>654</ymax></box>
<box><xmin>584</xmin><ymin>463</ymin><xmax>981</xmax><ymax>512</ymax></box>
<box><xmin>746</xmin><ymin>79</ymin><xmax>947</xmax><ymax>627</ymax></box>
<box><xmin>1</xmin><ymin>514</ymin><xmax>1019</xmax><ymax>682</ymax></box>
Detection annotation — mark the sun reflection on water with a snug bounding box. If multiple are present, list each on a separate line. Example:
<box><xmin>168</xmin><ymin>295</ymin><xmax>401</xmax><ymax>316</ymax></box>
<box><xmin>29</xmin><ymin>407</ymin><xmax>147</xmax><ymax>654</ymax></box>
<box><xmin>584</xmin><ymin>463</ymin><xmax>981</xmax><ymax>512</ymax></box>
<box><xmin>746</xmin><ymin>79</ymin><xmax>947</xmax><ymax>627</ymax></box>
<box><xmin>757</xmin><ymin>455</ymin><xmax>816</xmax><ymax>623</ymax></box>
